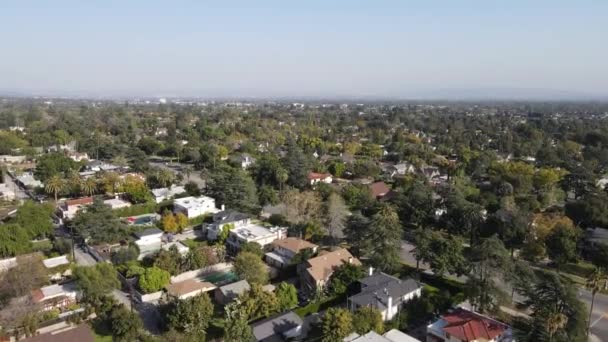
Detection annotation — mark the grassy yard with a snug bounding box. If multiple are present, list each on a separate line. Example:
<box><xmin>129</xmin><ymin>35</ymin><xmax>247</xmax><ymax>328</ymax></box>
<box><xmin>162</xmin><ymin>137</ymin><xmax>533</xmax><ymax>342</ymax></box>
<box><xmin>294</xmin><ymin>295</ymin><xmax>345</xmax><ymax>318</ymax></box>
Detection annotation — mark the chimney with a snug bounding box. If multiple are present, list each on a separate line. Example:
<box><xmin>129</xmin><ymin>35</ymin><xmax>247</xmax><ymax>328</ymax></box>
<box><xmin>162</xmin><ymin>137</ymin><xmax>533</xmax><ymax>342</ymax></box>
<box><xmin>369</xmin><ymin>267</ymin><xmax>374</xmax><ymax>276</ymax></box>
<box><xmin>348</xmin><ymin>257</ymin><xmax>353</xmax><ymax>264</ymax></box>
<box><xmin>221</xmin><ymin>204</ymin><xmax>225</xmax><ymax>211</ymax></box>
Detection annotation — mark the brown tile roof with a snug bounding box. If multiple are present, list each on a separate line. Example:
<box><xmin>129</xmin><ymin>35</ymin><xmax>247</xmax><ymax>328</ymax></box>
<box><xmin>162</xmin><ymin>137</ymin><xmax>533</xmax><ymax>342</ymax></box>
<box><xmin>65</xmin><ymin>197</ymin><xmax>94</xmax><ymax>207</ymax></box>
<box><xmin>306</xmin><ymin>248</ymin><xmax>361</xmax><ymax>282</ymax></box>
<box><xmin>166</xmin><ymin>279</ymin><xmax>216</xmax><ymax>297</ymax></box>
<box><xmin>369</xmin><ymin>181</ymin><xmax>390</xmax><ymax>198</ymax></box>
<box><xmin>307</xmin><ymin>172</ymin><xmax>332</xmax><ymax>180</ymax></box>
<box><xmin>273</xmin><ymin>237</ymin><xmax>318</xmax><ymax>253</ymax></box>
<box><xmin>21</xmin><ymin>324</ymin><xmax>95</xmax><ymax>342</ymax></box>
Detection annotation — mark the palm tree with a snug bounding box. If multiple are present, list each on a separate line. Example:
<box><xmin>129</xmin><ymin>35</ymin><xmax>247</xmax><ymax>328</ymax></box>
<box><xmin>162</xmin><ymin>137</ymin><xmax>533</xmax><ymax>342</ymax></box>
<box><xmin>45</xmin><ymin>175</ymin><xmax>65</xmax><ymax>201</ymax></box>
<box><xmin>157</xmin><ymin>169</ymin><xmax>174</xmax><ymax>188</ymax></box>
<box><xmin>81</xmin><ymin>177</ymin><xmax>98</xmax><ymax>197</ymax></box>
<box><xmin>68</xmin><ymin>171</ymin><xmax>82</xmax><ymax>196</ymax></box>
<box><xmin>546</xmin><ymin>312</ymin><xmax>568</xmax><ymax>342</ymax></box>
<box><xmin>586</xmin><ymin>267</ymin><xmax>608</xmax><ymax>336</ymax></box>
<box><xmin>276</xmin><ymin>168</ymin><xmax>288</xmax><ymax>192</ymax></box>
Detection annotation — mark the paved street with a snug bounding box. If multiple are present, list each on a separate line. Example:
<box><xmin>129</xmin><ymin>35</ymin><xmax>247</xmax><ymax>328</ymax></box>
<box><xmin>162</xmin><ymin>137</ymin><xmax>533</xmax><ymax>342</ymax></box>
<box><xmin>400</xmin><ymin>241</ymin><xmax>608</xmax><ymax>341</ymax></box>
<box><xmin>73</xmin><ymin>246</ymin><xmax>97</xmax><ymax>266</ymax></box>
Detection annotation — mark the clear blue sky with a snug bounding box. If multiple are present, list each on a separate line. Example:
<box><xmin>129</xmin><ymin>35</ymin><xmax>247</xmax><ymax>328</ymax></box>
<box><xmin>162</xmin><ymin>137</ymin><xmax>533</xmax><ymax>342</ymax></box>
<box><xmin>1</xmin><ymin>0</ymin><xmax>607</xmax><ymax>98</ymax></box>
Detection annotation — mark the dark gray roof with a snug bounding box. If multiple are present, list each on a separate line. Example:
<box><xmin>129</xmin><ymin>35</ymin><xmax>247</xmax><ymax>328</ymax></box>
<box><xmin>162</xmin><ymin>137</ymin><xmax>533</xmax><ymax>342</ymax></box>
<box><xmin>219</xmin><ymin>280</ymin><xmax>250</xmax><ymax>299</ymax></box>
<box><xmin>134</xmin><ymin>227</ymin><xmax>163</xmax><ymax>238</ymax></box>
<box><xmin>359</xmin><ymin>272</ymin><xmax>401</xmax><ymax>288</ymax></box>
<box><xmin>349</xmin><ymin>273</ymin><xmax>421</xmax><ymax>308</ymax></box>
<box><xmin>212</xmin><ymin>210</ymin><xmax>250</xmax><ymax>225</ymax></box>
<box><xmin>251</xmin><ymin>311</ymin><xmax>303</xmax><ymax>341</ymax></box>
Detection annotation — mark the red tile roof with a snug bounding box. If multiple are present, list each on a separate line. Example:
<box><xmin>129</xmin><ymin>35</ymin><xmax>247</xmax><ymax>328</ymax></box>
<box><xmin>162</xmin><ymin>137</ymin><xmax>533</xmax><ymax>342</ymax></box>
<box><xmin>65</xmin><ymin>197</ymin><xmax>94</xmax><ymax>207</ymax></box>
<box><xmin>442</xmin><ymin>308</ymin><xmax>508</xmax><ymax>342</ymax></box>
<box><xmin>369</xmin><ymin>181</ymin><xmax>390</xmax><ymax>198</ymax></box>
<box><xmin>307</xmin><ymin>172</ymin><xmax>331</xmax><ymax>180</ymax></box>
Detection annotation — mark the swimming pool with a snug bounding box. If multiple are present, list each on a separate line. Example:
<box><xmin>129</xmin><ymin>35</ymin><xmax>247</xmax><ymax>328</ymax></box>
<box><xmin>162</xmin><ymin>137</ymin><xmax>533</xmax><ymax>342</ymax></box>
<box><xmin>202</xmin><ymin>271</ymin><xmax>239</xmax><ymax>285</ymax></box>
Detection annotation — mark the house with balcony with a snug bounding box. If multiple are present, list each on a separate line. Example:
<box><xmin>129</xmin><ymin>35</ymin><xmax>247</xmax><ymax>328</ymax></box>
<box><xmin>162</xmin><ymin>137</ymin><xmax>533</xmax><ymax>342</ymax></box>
<box><xmin>265</xmin><ymin>237</ymin><xmax>318</xmax><ymax>269</ymax></box>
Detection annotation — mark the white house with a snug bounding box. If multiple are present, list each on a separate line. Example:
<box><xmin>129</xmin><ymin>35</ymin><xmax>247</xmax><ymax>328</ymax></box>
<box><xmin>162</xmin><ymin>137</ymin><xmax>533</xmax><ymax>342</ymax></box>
<box><xmin>232</xmin><ymin>154</ymin><xmax>256</xmax><ymax>169</ymax></box>
<box><xmin>226</xmin><ymin>224</ymin><xmax>287</xmax><ymax>254</ymax></box>
<box><xmin>307</xmin><ymin>172</ymin><xmax>333</xmax><ymax>186</ymax></box>
<box><xmin>173</xmin><ymin>196</ymin><xmax>220</xmax><ymax>218</ymax></box>
<box><xmin>134</xmin><ymin>228</ymin><xmax>163</xmax><ymax>260</ymax></box>
<box><xmin>0</xmin><ymin>183</ymin><xmax>16</xmax><ymax>201</ymax></box>
<box><xmin>31</xmin><ymin>282</ymin><xmax>79</xmax><ymax>312</ymax></box>
<box><xmin>61</xmin><ymin>197</ymin><xmax>94</xmax><ymax>220</ymax></box>
<box><xmin>204</xmin><ymin>210</ymin><xmax>287</xmax><ymax>253</ymax></box>
<box><xmin>151</xmin><ymin>185</ymin><xmax>186</xmax><ymax>203</ymax></box>
<box><xmin>16</xmin><ymin>173</ymin><xmax>43</xmax><ymax>189</ymax></box>
<box><xmin>347</xmin><ymin>270</ymin><xmax>422</xmax><ymax>321</ymax></box>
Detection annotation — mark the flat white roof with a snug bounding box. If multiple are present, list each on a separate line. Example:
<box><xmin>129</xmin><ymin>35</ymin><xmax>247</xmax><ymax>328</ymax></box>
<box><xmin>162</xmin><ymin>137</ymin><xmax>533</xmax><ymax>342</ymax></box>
<box><xmin>152</xmin><ymin>186</ymin><xmax>185</xmax><ymax>198</ymax></box>
<box><xmin>232</xmin><ymin>224</ymin><xmax>276</xmax><ymax>240</ymax></box>
<box><xmin>174</xmin><ymin>196</ymin><xmax>215</xmax><ymax>209</ymax></box>
<box><xmin>43</xmin><ymin>255</ymin><xmax>70</xmax><ymax>268</ymax></box>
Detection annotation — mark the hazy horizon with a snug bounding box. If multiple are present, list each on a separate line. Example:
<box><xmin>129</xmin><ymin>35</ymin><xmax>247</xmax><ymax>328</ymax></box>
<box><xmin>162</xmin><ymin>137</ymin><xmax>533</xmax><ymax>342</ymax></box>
<box><xmin>2</xmin><ymin>1</ymin><xmax>607</xmax><ymax>99</ymax></box>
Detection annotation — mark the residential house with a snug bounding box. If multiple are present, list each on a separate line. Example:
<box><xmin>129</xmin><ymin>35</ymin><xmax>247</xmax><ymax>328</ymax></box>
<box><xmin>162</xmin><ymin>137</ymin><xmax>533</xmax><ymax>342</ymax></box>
<box><xmin>205</xmin><ymin>211</ymin><xmax>287</xmax><ymax>253</ymax></box>
<box><xmin>16</xmin><ymin>173</ymin><xmax>43</xmax><ymax>189</ymax></box>
<box><xmin>368</xmin><ymin>181</ymin><xmax>392</xmax><ymax>200</ymax></box>
<box><xmin>68</xmin><ymin>151</ymin><xmax>89</xmax><ymax>162</ymax></box>
<box><xmin>31</xmin><ymin>282</ymin><xmax>79</xmax><ymax>311</ymax></box>
<box><xmin>388</xmin><ymin>162</ymin><xmax>416</xmax><ymax>178</ymax></box>
<box><xmin>161</xmin><ymin>241</ymin><xmax>189</xmax><ymax>255</ymax></box>
<box><xmin>344</xmin><ymin>330</ymin><xmax>421</xmax><ymax>342</ymax></box>
<box><xmin>215</xmin><ymin>279</ymin><xmax>251</xmax><ymax>305</ymax></box>
<box><xmin>43</xmin><ymin>255</ymin><xmax>71</xmax><ymax>281</ymax></box>
<box><xmin>232</xmin><ymin>154</ymin><xmax>256</xmax><ymax>169</ymax></box>
<box><xmin>348</xmin><ymin>270</ymin><xmax>422</xmax><ymax>321</ymax></box>
<box><xmin>251</xmin><ymin>311</ymin><xmax>304</xmax><ymax>342</ymax></box>
<box><xmin>302</xmin><ymin>248</ymin><xmax>361</xmax><ymax>293</ymax></box>
<box><xmin>0</xmin><ymin>155</ymin><xmax>27</xmax><ymax>164</ymax></box>
<box><xmin>173</xmin><ymin>195</ymin><xmax>220</xmax><ymax>219</ymax></box>
<box><xmin>134</xmin><ymin>227</ymin><xmax>163</xmax><ymax>260</ymax></box>
<box><xmin>166</xmin><ymin>279</ymin><xmax>216</xmax><ymax>300</ymax></box>
<box><xmin>0</xmin><ymin>183</ymin><xmax>16</xmax><ymax>201</ymax></box>
<box><xmin>151</xmin><ymin>185</ymin><xmax>186</xmax><ymax>203</ymax></box>
<box><xmin>226</xmin><ymin>223</ymin><xmax>287</xmax><ymax>254</ymax></box>
<box><xmin>204</xmin><ymin>210</ymin><xmax>250</xmax><ymax>240</ymax></box>
<box><xmin>103</xmin><ymin>197</ymin><xmax>131</xmax><ymax>210</ymax></box>
<box><xmin>422</xmin><ymin>166</ymin><xmax>441</xmax><ymax>181</ymax></box>
<box><xmin>84</xmin><ymin>160</ymin><xmax>121</xmax><ymax>172</ymax></box>
<box><xmin>60</xmin><ymin>197</ymin><xmax>94</xmax><ymax>220</ymax></box>
<box><xmin>308</xmin><ymin>172</ymin><xmax>333</xmax><ymax>186</ymax></box>
<box><xmin>426</xmin><ymin>308</ymin><xmax>513</xmax><ymax>342</ymax></box>
<box><xmin>21</xmin><ymin>324</ymin><xmax>95</xmax><ymax>342</ymax></box>
<box><xmin>265</xmin><ymin>237</ymin><xmax>318</xmax><ymax>269</ymax></box>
